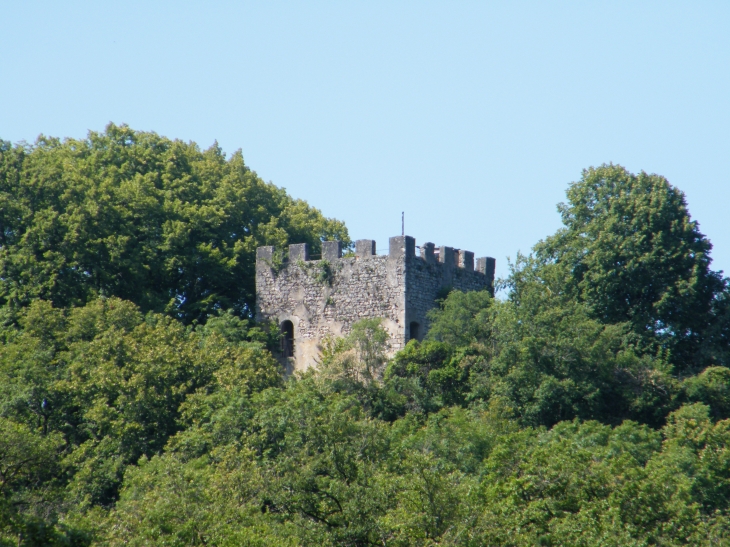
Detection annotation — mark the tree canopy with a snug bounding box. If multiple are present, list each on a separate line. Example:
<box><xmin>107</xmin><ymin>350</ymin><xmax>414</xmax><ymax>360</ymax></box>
<box><xmin>0</xmin><ymin>124</ymin><xmax>350</xmax><ymax>323</ymax></box>
<box><xmin>1</xmin><ymin>137</ymin><xmax>729</xmax><ymax>547</ymax></box>
<box><xmin>531</xmin><ymin>164</ymin><xmax>727</xmax><ymax>370</ymax></box>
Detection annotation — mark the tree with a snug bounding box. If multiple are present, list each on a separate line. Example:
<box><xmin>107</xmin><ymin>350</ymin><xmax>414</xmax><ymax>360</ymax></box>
<box><xmin>316</xmin><ymin>318</ymin><xmax>391</xmax><ymax>390</ymax></box>
<box><xmin>0</xmin><ymin>297</ymin><xmax>282</xmax><ymax>511</ymax></box>
<box><xmin>425</xmin><ymin>289</ymin><xmax>493</xmax><ymax>347</ymax></box>
<box><xmin>0</xmin><ymin>419</ymin><xmax>65</xmax><ymax>546</ymax></box>
<box><xmin>5</xmin><ymin>142</ymin><xmax>730</xmax><ymax>546</ymax></box>
<box><xmin>531</xmin><ymin>164</ymin><xmax>727</xmax><ymax>370</ymax></box>
<box><xmin>0</xmin><ymin>124</ymin><xmax>350</xmax><ymax>323</ymax></box>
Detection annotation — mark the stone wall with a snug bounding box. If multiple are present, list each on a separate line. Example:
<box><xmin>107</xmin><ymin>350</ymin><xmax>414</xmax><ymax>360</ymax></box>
<box><xmin>406</xmin><ymin>253</ymin><xmax>494</xmax><ymax>341</ymax></box>
<box><xmin>256</xmin><ymin>244</ymin><xmax>406</xmax><ymax>372</ymax></box>
<box><xmin>256</xmin><ymin>235</ymin><xmax>494</xmax><ymax>372</ymax></box>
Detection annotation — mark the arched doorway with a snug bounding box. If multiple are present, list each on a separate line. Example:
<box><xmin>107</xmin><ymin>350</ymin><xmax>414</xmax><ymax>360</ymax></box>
<box><xmin>409</xmin><ymin>321</ymin><xmax>420</xmax><ymax>342</ymax></box>
<box><xmin>280</xmin><ymin>320</ymin><xmax>294</xmax><ymax>357</ymax></box>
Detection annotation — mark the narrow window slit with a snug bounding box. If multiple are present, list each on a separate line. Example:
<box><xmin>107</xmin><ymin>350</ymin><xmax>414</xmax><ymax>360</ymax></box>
<box><xmin>409</xmin><ymin>321</ymin><xmax>420</xmax><ymax>342</ymax></box>
<box><xmin>281</xmin><ymin>320</ymin><xmax>294</xmax><ymax>357</ymax></box>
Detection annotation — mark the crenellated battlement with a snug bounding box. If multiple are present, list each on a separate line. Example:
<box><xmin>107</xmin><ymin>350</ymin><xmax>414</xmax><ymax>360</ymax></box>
<box><xmin>257</xmin><ymin>236</ymin><xmax>495</xmax><ymax>279</ymax></box>
<box><xmin>256</xmin><ymin>235</ymin><xmax>495</xmax><ymax>372</ymax></box>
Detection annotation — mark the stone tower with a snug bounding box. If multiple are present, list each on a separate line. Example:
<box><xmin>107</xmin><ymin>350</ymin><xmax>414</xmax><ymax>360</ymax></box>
<box><xmin>255</xmin><ymin>235</ymin><xmax>495</xmax><ymax>372</ymax></box>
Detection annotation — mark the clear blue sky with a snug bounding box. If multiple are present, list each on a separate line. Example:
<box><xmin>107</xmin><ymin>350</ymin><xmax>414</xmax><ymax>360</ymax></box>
<box><xmin>2</xmin><ymin>2</ymin><xmax>729</xmax><ymax>281</ymax></box>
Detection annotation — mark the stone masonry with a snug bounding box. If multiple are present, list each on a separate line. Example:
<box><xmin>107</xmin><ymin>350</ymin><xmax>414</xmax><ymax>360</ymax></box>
<box><xmin>256</xmin><ymin>235</ymin><xmax>495</xmax><ymax>372</ymax></box>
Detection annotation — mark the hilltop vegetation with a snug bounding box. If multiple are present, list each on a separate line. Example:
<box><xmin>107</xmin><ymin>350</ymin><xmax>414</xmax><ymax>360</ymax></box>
<box><xmin>1</xmin><ymin>127</ymin><xmax>729</xmax><ymax>546</ymax></box>
<box><xmin>0</xmin><ymin>124</ymin><xmax>349</xmax><ymax>322</ymax></box>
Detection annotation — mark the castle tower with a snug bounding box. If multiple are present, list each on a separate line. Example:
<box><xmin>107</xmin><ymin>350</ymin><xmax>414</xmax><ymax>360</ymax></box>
<box><xmin>255</xmin><ymin>235</ymin><xmax>495</xmax><ymax>372</ymax></box>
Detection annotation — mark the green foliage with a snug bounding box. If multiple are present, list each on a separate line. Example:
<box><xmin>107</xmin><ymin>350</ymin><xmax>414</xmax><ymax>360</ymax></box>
<box><xmin>0</xmin><ymin>297</ymin><xmax>281</xmax><ymax>545</ymax></box>
<box><xmin>101</xmin><ymin>390</ymin><xmax>730</xmax><ymax>546</ymax></box>
<box><xmin>0</xmin><ymin>418</ymin><xmax>67</xmax><ymax>545</ymax></box>
<box><xmin>384</xmin><ymin>340</ymin><xmax>472</xmax><ymax>413</ymax></box>
<box><xmin>314</xmin><ymin>260</ymin><xmax>334</xmax><ymax>285</ymax></box>
<box><xmin>388</xmin><ymin>280</ymin><xmax>683</xmax><ymax>428</ymax></box>
<box><xmin>531</xmin><ymin>164</ymin><xmax>728</xmax><ymax>369</ymax></box>
<box><xmin>0</xmin><ymin>125</ymin><xmax>350</xmax><ymax>323</ymax></box>
<box><xmin>2</xmin><ymin>149</ymin><xmax>730</xmax><ymax>545</ymax></box>
<box><xmin>318</xmin><ymin>318</ymin><xmax>390</xmax><ymax>387</ymax></box>
<box><xmin>683</xmin><ymin>366</ymin><xmax>730</xmax><ymax>419</ymax></box>
<box><xmin>426</xmin><ymin>289</ymin><xmax>493</xmax><ymax>346</ymax></box>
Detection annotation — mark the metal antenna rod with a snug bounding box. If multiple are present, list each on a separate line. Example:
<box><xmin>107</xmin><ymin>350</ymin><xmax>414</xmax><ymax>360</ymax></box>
<box><xmin>402</xmin><ymin>211</ymin><xmax>404</xmax><ymax>236</ymax></box>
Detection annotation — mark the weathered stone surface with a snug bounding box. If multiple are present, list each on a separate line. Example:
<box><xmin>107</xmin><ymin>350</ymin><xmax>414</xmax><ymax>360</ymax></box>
<box><xmin>256</xmin><ymin>235</ymin><xmax>495</xmax><ymax>371</ymax></box>
<box><xmin>289</xmin><ymin>243</ymin><xmax>309</xmax><ymax>262</ymax></box>
<box><xmin>421</xmin><ymin>242</ymin><xmax>436</xmax><ymax>264</ymax></box>
<box><xmin>459</xmin><ymin>250</ymin><xmax>474</xmax><ymax>271</ymax></box>
<box><xmin>476</xmin><ymin>256</ymin><xmax>496</xmax><ymax>284</ymax></box>
<box><xmin>256</xmin><ymin>246</ymin><xmax>274</xmax><ymax>261</ymax></box>
<box><xmin>322</xmin><ymin>240</ymin><xmax>342</xmax><ymax>261</ymax></box>
<box><xmin>389</xmin><ymin>235</ymin><xmax>416</xmax><ymax>259</ymax></box>
<box><xmin>355</xmin><ymin>239</ymin><xmax>376</xmax><ymax>258</ymax></box>
<box><xmin>438</xmin><ymin>246</ymin><xmax>455</xmax><ymax>268</ymax></box>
